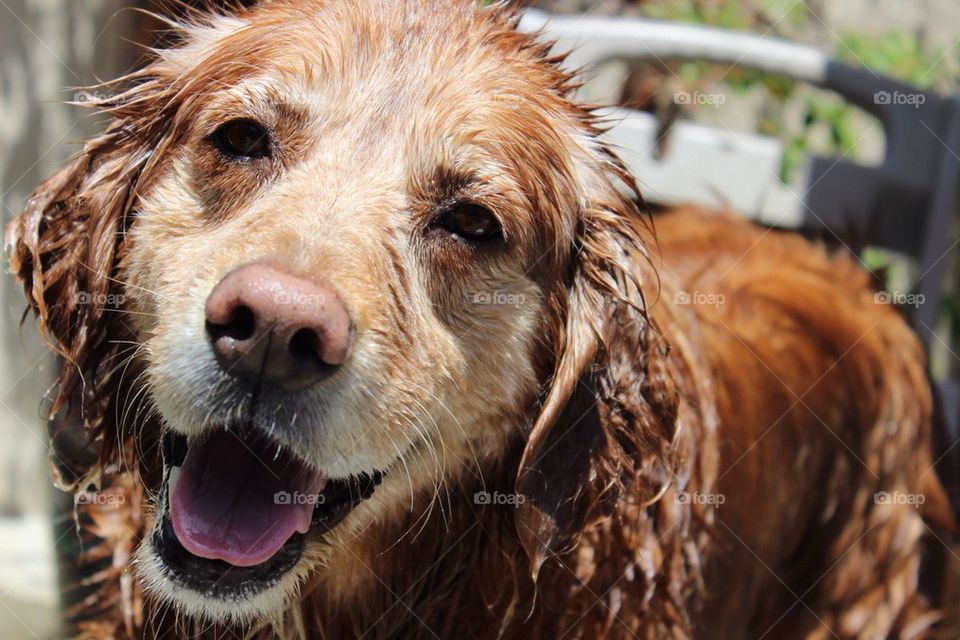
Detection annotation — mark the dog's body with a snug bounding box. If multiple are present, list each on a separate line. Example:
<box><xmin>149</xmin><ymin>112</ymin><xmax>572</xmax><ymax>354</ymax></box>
<box><xmin>279</xmin><ymin>209</ymin><xmax>945</xmax><ymax>640</ymax></box>
<box><xmin>8</xmin><ymin>1</ymin><xmax>954</xmax><ymax>638</ymax></box>
<box><xmin>240</xmin><ymin>209</ymin><xmax>946</xmax><ymax>640</ymax></box>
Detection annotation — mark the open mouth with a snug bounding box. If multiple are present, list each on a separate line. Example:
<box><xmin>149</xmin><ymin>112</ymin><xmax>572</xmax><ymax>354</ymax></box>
<box><xmin>153</xmin><ymin>428</ymin><xmax>383</xmax><ymax>596</ymax></box>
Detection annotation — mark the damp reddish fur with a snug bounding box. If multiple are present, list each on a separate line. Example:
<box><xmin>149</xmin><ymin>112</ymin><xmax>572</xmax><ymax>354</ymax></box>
<box><xmin>7</xmin><ymin>1</ymin><xmax>957</xmax><ymax>638</ymax></box>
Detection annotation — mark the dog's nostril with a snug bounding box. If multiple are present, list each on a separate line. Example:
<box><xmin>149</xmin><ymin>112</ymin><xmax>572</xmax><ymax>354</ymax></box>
<box><xmin>289</xmin><ymin>327</ymin><xmax>322</xmax><ymax>363</ymax></box>
<box><xmin>207</xmin><ymin>305</ymin><xmax>257</xmax><ymax>342</ymax></box>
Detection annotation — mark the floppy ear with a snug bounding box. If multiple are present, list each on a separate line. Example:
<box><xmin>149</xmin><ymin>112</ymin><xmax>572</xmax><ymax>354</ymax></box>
<box><xmin>6</xmin><ymin>74</ymin><xmax>179</xmax><ymax>488</ymax></box>
<box><xmin>514</xmin><ymin>155</ymin><xmax>681</xmax><ymax>577</ymax></box>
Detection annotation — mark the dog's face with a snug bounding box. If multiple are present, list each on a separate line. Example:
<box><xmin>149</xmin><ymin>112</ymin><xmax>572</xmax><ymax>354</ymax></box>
<box><xmin>130</xmin><ymin>1</ymin><xmax>566</xmax><ymax>620</ymax></box>
<box><xmin>11</xmin><ymin>0</ymin><xmax>657</xmax><ymax>627</ymax></box>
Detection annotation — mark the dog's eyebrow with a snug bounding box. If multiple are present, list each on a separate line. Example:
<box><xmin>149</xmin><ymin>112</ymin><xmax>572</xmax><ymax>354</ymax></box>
<box><xmin>273</xmin><ymin>101</ymin><xmax>310</xmax><ymax>125</ymax></box>
<box><xmin>430</xmin><ymin>166</ymin><xmax>476</xmax><ymax>200</ymax></box>
<box><xmin>215</xmin><ymin>76</ymin><xmax>312</xmax><ymax>121</ymax></box>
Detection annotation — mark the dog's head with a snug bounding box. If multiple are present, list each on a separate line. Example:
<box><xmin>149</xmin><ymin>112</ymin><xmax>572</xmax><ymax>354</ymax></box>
<box><xmin>9</xmin><ymin>0</ymin><xmax>677</xmax><ymax>626</ymax></box>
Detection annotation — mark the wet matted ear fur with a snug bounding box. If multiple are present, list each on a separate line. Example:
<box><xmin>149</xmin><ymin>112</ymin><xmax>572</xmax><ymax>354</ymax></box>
<box><xmin>8</xmin><ymin>133</ymin><xmax>143</xmax><ymax>487</ymax></box>
<box><xmin>5</xmin><ymin>49</ymin><xmax>199</xmax><ymax>488</ymax></box>
<box><xmin>5</xmin><ymin>1</ymin><xmax>273</xmax><ymax>489</ymax></box>
<box><xmin>514</xmin><ymin>153</ymin><xmax>683</xmax><ymax>578</ymax></box>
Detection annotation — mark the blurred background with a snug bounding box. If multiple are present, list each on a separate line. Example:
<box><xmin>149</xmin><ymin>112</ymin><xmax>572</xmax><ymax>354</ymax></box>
<box><xmin>1</xmin><ymin>1</ymin><xmax>958</xmax><ymax>638</ymax></box>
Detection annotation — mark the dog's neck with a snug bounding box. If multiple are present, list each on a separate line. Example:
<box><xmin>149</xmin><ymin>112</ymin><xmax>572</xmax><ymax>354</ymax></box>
<box><xmin>289</xmin><ymin>325</ymin><xmax>714</xmax><ymax>639</ymax></box>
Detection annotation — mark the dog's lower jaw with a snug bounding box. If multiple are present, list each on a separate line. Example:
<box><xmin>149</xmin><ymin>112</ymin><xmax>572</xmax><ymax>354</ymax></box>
<box><xmin>134</xmin><ymin>535</ymin><xmax>318</xmax><ymax>627</ymax></box>
<box><xmin>137</xmin><ymin>427</ymin><xmax>390</xmax><ymax>627</ymax></box>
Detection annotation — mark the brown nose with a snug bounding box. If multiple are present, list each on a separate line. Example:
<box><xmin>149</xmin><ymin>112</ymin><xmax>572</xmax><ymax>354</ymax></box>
<box><xmin>205</xmin><ymin>263</ymin><xmax>352</xmax><ymax>391</ymax></box>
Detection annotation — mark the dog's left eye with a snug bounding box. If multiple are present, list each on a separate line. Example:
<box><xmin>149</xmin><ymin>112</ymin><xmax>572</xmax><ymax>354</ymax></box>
<box><xmin>435</xmin><ymin>202</ymin><xmax>502</xmax><ymax>243</ymax></box>
<box><xmin>213</xmin><ymin>119</ymin><xmax>271</xmax><ymax>160</ymax></box>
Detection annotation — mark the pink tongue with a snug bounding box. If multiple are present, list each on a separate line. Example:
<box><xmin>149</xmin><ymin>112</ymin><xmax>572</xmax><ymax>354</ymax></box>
<box><xmin>170</xmin><ymin>430</ymin><xmax>326</xmax><ymax>567</ymax></box>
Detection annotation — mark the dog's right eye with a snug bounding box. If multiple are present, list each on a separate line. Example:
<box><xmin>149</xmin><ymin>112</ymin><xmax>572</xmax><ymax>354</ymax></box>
<box><xmin>212</xmin><ymin>120</ymin><xmax>272</xmax><ymax>160</ymax></box>
<box><xmin>434</xmin><ymin>202</ymin><xmax>502</xmax><ymax>244</ymax></box>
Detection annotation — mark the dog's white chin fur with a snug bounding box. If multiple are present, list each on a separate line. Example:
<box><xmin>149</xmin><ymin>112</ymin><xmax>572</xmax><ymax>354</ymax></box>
<box><xmin>134</xmin><ymin>535</ymin><xmax>321</xmax><ymax>626</ymax></box>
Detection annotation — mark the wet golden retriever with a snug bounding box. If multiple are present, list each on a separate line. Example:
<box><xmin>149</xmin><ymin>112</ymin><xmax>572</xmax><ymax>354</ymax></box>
<box><xmin>8</xmin><ymin>0</ymin><xmax>956</xmax><ymax>638</ymax></box>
